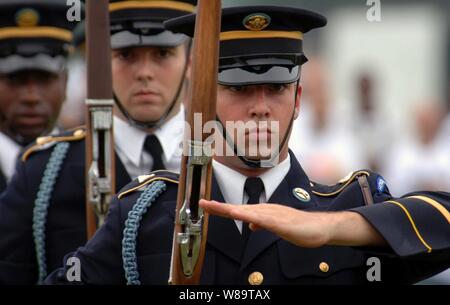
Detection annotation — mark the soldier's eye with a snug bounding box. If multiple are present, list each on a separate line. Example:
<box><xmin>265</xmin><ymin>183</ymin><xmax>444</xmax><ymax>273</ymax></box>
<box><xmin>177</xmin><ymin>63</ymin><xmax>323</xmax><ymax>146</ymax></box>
<box><xmin>116</xmin><ymin>49</ymin><xmax>131</xmax><ymax>60</ymax></box>
<box><xmin>228</xmin><ymin>85</ymin><xmax>246</xmax><ymax>93</ymax></box>
<box><xmin>5</xmin><ymin>74</ymin><xmax>20</xmax><ymax>84</ymax></box>
<box><xmin>268</xmin><ymin>84</ymin><xmax>288</xmax><ymax>93</ymax></box>
<box><xmin>31</xmin><ymin>72</ymin><xmax>56</xmax><ymax>84</ymax></box>
<box><xmin>158</xmin><ymin>48</ymin><xmax>175</xmax><ymax>58</ymax></box>
<box><xmin>4</xmin><ymin>72</ymin><xmax>27</xmax><ymax>85</ymax></box>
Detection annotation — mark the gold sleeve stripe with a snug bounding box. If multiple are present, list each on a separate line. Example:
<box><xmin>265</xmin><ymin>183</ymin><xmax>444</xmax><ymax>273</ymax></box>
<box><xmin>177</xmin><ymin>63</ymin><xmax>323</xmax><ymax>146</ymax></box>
<box><xmin>118</xmin><ymin>177</ymin><xmax>179</xmax><ymax>199</ymax></box>
<box><xmin>110</xmin><ymin>1</ymin><xmax>195</xmax><ymax>13</ymax></box>
<box><xmin>0</xmin><ymin>27</ymin><xmax>72</xmax><ymax>42</ymax></box>
<box><xmin>386</xmin><ymin>200</ymin><xmax>432</xmax><ymax>253</ymax></box>
<box><xmin>220</xmin><ymin>31</ymin><xmax>303</xmax><ymax>42</ymax></box>
<box><xmin>312</xmin><ymin>171</ymin><xmax>370</xmax><ymax>197</ymax></box>
<box><xmin>407</xmin><ymin>195</ymin><xmax>450</xmax><ymax>224</ymax></box>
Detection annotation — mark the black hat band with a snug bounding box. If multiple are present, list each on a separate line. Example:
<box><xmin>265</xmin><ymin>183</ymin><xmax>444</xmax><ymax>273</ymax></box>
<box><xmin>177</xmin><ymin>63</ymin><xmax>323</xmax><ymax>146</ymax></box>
<box><xmin>219</xmin><ymin>37</ymin><xmax>303</xmax><ymax>59</ymax></box>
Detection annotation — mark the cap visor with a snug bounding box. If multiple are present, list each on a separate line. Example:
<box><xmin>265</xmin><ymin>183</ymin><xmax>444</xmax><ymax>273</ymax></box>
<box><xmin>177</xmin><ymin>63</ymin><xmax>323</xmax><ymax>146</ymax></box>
<box><xmin>0</xmin><ymin>54</ymin><xmax>65</xmax><ymax>74</ymax></box>
<box><xmin>218</xmin><ymin>65</ymin><xmax>300</xmax><ymax>86</ymax></box>
<box><xmin>111</xmin><ymin>30</ymin><xmax>188</xmax><ymax>49</ymax></box>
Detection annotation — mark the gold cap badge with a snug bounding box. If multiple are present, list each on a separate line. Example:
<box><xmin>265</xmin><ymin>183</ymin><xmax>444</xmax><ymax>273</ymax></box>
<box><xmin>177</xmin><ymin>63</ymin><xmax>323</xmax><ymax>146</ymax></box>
<box><xmin>16</xmin><ymin>8</ymin><xmax>40</xmax><ymax>27</ymax></box>
<box><xmin>243</xmin><ymin>13</ymin><xmax>271</xmax><ymax>31</ymax></box>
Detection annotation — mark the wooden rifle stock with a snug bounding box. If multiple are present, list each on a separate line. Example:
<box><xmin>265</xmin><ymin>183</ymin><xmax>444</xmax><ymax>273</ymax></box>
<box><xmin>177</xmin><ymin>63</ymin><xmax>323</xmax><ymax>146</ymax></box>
<box><xmin>168</xmin><ymin>0</ymin><xmax>222</xmax><ymax>285</ymax></box>
<box><xmin>85</xmin><ymin>0</ymin><xmax>115</xmax><ymax>239</ymax></box>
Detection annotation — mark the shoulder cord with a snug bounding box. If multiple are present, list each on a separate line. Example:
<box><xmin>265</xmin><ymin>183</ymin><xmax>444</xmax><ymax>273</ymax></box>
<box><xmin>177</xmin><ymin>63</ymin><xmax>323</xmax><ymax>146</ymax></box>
<box><xmin>33</xmin><ymin>142</ymin><xmax>70</xmax><ymax>284</ymax></box>
<box><xmin>122</xmin><ymin>180</ymin><xmax>167</xmax><ymax>285</ymax></box>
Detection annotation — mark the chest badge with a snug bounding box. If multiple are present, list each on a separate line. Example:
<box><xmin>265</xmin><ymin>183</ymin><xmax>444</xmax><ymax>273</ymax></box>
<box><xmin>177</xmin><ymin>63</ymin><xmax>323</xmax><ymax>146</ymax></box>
<box><xmin>293</xmin><ymin>187</ymin><xmax>311</xmax><ymax>202</ymax></box>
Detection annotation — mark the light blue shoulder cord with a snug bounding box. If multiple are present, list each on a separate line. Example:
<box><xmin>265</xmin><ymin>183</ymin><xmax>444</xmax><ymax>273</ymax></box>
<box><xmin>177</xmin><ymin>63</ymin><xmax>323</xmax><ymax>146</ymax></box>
<box><xmin>122</xmin><ymin>180</ymin><xmax>167</xmax><ymax>285</ymax></box>
<box><xmin>32</xmin><ymin>142</ymin><xmax>70</xmax><ymax>284</ymax></box>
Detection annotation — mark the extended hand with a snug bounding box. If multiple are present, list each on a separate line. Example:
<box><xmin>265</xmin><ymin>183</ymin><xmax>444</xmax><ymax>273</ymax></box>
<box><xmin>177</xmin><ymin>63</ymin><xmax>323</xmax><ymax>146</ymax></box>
<box><xmin>199</xmin><ymin>199</ymin><xmax>386</xmax><ymax>248</ymax></box>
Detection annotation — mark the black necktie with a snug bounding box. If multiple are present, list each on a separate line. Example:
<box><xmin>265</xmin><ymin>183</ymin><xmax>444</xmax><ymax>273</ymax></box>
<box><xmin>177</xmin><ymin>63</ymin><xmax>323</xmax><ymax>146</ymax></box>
<box><xmin>242</xmin><ymin>177</ymin><xmax>264</xmax><ymax>242</ymax></box>
<box><xmin>0</xmin><ymin>170</ymin><xmax>7</xmax><ymax>192</ymax></box>
<box><xmin>143</xmin><ymin>135</ymin><xmax>166</xmax><ymax>171</ymax></box>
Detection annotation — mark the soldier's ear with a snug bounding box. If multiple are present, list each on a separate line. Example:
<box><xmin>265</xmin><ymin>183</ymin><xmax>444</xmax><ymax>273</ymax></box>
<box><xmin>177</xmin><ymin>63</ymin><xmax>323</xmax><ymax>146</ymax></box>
<box><xmin>185</xmin><ymin>54</ymin><xmax>192</xmax><ymax>81</ymax></box>
<box><xmin>59</xmin><ymin>69</ymin><xmax>69</xmax><ymax>101</ymax></box>
<box><xmin>62</xmin><ymin>69</ymin><xmax>69</xmax><ymax>83</ymax></box>
<box><xmin>294</xmin><ymin>85</ymin><xmax>302</xmax><ymax>119</ymax></box>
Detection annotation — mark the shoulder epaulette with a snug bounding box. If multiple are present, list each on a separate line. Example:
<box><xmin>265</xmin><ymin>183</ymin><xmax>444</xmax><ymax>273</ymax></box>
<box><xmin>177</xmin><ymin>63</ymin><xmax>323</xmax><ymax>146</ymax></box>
<box><xmin>21</xmin><ymin>127</ymin><xmax>86</xmax><ymax>162</ymax></box>
<box><xmin>118</xmin><ymin>170</ymin><xmax>179</xmax><ymax>199</ymax></box>
<box><xmin>312</xmin><ymin>170</ymin><xmax>370</xmax><ymax>197</ymax></box>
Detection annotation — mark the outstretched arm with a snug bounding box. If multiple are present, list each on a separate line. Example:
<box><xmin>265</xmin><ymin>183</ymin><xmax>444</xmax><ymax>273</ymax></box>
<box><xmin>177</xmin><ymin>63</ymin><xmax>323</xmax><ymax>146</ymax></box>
<box><xmin>199</xmin><ymin>199</ymin><xmax>386</xmax><ymax>248</ymax></box>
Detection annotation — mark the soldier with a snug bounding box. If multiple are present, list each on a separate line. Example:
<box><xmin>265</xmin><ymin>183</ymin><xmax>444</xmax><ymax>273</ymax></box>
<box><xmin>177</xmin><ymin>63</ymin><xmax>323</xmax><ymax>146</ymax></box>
<box><xmin>0</xmin><ymin>0</ymin><xmax>76</xmax><ymax>193</ymax></box>
<box><xmin>46</xmin><ymin>5</ymin><xmax>449</xmax><ymax>284</ymax></box>
<box><xmin>0</xmin><ymin>0</ymin><xmax>196</xmax><ymax>284</ymax></box>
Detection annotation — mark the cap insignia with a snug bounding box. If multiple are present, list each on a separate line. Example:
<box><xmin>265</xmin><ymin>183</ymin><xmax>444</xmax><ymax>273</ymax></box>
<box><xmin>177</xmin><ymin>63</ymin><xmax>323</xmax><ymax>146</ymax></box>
<box><xmin>243</xmin><ymin>13</ymin><xmax>271</xmax><ymax>31</ymax></box>
<box><xmin>16</xmin><ymin>8</ymin><xmax>40</xmax><ymax>27</ymax></box>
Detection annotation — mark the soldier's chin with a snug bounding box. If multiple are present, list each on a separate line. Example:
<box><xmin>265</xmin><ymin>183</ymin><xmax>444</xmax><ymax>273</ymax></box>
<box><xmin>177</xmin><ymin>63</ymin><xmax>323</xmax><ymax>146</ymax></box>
<box><xmin>129</xmin><ymin>112</ymin><xmax>163</xmax><ymax>124</ymax></box>
<box><xmin>242</xmin><ymin>153</ymin><xmax>273</xmax><ymax>161</ymax></box>
<box><xmin>129</xmin><ymin>105</ymin><xmax>172</xmax><ymax>124</ymax></box>
<box><xmin>242</xmin><ymin>145</ymin><xmax>276</xmax><ymax>160</ymax></box>
<box><xmin>13</xmin><ymin>124</ymin><xmax>48</xmax><ymax>141</ymax></box>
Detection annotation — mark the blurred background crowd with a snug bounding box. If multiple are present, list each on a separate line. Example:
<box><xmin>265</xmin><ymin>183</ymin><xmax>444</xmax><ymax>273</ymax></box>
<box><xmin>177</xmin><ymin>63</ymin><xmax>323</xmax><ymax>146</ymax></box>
<box><xmin>57</xmin><ymin>0</ymin><xmax>450</xmax><ymax>283</ymax></box>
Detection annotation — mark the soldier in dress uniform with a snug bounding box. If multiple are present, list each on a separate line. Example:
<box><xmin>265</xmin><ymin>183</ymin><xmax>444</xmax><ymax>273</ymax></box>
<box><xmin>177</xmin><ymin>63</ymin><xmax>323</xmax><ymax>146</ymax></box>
<box><xmin>0</xmin><ymin>0</ymin><xmax>77</xmax><ymax>193</ymax></box>
<box><xmin>45</xmin><ymin>5</ymin><xmax>450</xmax><ymax>285</ymax></box>
<box><xmin>0</xmin><ymin>0</ymin><xmax>196</xmax><ymax>284</ymax></box>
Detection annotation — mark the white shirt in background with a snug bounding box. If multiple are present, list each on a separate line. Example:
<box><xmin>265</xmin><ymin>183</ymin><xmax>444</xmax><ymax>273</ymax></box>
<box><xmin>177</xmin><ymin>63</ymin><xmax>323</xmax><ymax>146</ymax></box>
<box><xmin>0</xmin><ymin>128</ymin><xmax>60</xmax><ymax>183</ymax></box>
<box><xmin>0</xmin><ymin>132</ymin><xmax>22</xmax><ymax>182</ymax></box>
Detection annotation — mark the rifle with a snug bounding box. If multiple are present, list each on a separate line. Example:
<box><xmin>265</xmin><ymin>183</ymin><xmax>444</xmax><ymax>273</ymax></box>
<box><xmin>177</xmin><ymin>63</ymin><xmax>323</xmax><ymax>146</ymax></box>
<box><xmin>85</xmin><ymin>0</ymin><xmax>115</xmax><ymax>239</ymax></box>
<box><xmin>168</xmin><ymin>0</ymin><xmax>222</xmax><ymax>285</ymax></box>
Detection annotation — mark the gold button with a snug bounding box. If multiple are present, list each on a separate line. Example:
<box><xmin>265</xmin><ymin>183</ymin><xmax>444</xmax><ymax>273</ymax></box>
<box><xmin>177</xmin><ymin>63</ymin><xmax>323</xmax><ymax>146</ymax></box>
<box><xmin>248</xmin><ymin>271</ymin><xmax>264</xmax><ymax>285</ymax></box>
<box><xmin>319</xmin><ymin>262</ymin><xmax>329</xmax><ymax>273</ymax></box>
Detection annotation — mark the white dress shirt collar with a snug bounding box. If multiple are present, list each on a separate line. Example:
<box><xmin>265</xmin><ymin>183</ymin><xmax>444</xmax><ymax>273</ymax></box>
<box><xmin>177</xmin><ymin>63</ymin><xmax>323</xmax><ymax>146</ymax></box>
<box><xmin>114</xmin><ymin>105</ymin><xmax>185</xmax><ymax>169</ymax></box>
<box><xmin>212</xmin><ymin>160</ymin><xmax>248</xmax><ymax>205</ymax></box>
<box><xmin>212</xmin><ymin>155</ymin><xmax>291</xmax><ymax>232</ymax></box>
<box><xmin>154</xmin><ymin>105</ymin><xmax>185</xmax><ymax>165</ymax></box>
<box><xmin>213</xmin><ymin>154</ymin><xmax>291</xmax><ymax>204</ymax></box>
<box><xmin>258</xmin><ymin>154</ymin><xmax>291</xmax><ymax>201</ymax></box>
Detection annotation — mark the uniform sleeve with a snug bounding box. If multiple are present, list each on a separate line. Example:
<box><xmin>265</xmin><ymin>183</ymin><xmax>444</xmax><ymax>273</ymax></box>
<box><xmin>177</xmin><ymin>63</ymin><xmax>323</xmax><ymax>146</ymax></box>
<box><xmin>349</xmin><ymin>188</ymin><xmax>450</xmax><ymax>283</ymax></box>
<box><xmin>44</xmin><ymin>195</ymin><xmax>126</xmax><ymax>284</ymax></box>
<box><xmin>351</xmin><ymin>191</ymin><xmax>450</xmax><ymax>258</ymax></box>
<box><xmin>0</xmin><ymin>159</ymin><xmax>39</xmax><ymax>284</ymax></box>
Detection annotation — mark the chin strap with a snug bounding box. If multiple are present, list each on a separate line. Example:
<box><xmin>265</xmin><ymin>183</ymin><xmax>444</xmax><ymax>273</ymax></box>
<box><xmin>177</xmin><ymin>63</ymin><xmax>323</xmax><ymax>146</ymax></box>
<box><xmin>216</xmin><ymin>79</ymin><xmax>300</xmax><ymax>168</ymax></box>
<box><xmin>114</xmin><ymin>42</ymin><xmax>192</xmax><ymax>130</ymax></box>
